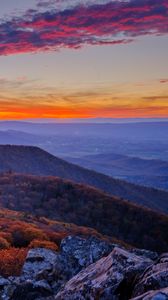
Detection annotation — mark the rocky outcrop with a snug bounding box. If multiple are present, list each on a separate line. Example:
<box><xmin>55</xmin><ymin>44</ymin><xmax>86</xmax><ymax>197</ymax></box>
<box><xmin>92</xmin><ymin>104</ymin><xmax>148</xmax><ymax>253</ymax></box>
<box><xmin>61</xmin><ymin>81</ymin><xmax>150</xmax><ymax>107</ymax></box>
<box><xmin>0</xmin><ymin>236</ymin><xmax>167</xmax><ymax>300</ymax></box>
<box><xmin>55</xmin><ymin>247</ymin><xmax>152</xmax><ymax>300</ymax></box>
<box><xmin>0</xmin><ymin>236</ymin><xmax>115</xmax><ymax>299</ymax></box>
<box><xmin>131</xmin><ymin>249</ymin><xmax>158</xmax><ymax>261</ymax></box>
<box><xmin>132</xmin><ymin>253</ymin><xmax>168</xmax><ymax>298</ymax></box>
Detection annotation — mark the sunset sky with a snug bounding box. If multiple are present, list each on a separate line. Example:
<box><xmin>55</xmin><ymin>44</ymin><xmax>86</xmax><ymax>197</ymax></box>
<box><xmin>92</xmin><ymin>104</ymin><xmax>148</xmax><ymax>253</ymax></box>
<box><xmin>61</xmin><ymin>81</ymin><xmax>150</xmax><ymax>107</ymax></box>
<box><xmin>0</xmin><ymin>0</ymin><xmax>168</xmax><ymax>120</ymax></box>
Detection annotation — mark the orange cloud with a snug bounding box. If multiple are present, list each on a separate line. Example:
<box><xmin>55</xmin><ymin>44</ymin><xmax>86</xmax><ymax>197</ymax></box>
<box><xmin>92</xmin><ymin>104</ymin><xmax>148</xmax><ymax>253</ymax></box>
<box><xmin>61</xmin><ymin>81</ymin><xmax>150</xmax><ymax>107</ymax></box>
<box><xmin>1</xmin><ymin>99</ymin><xmax>168</xmax><ymax>120</ymax></box>
<box><xmin>0</xmin><ymin>78</ymin><xmax>168</xmax><ymax>120</ymax></box>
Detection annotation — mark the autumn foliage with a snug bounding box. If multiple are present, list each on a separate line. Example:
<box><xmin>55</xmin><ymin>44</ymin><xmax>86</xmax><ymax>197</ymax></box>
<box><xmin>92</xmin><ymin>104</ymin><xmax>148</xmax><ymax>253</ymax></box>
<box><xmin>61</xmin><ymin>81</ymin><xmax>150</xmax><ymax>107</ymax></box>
<box><xmin>0</xmin><ymin>237</ymin><xmax>10</xmax><ymax>249</ymax></box>
<box><xmin>29</xmin><ymin>239</ymin><xmax>59</xmax><ymax>251</ymax></box>
<box><xmin>0</xmin><ymin>248</ymin><xmax>28</xmax><ymax>277</ymax></box>
<box><xmin>10</xmin><ymin>224</ymin><xmax>48</xmax><ymax>247</ymax></box>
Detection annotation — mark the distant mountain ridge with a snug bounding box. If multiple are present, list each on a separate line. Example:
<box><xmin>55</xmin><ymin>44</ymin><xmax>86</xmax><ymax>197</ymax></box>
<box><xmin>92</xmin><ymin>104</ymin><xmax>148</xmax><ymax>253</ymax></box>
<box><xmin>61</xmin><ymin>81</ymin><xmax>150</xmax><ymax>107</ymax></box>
<box><xmin>0</xmin><ymin>145</ymin><xmax>168</xmax><ymax>213</ymax></box>
<box><xmin>65</xmin><ymin>152</ymin><xmax>168</xmax><ymax>190</ymax></box>
<box><xmin>66</xmin><ymin>152</ymin><xmax>168</xmax><ymax>176</ymax></box>
<box><xmin>0</xmin><ymin>121</ymin><xmax>168</xmax><ymax>139</ymax></box>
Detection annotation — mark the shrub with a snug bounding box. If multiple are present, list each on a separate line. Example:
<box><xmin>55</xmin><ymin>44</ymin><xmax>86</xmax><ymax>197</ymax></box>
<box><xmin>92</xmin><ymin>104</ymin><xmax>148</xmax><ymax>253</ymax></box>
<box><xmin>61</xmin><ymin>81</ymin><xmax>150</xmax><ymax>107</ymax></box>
<box><xmin>0</xmin><ymin>232</ymin><xmax>13</xmax><ymax>244</ymax></box>
<box><xmin>0</xmin><ymin>237</ymin><xmax>10</xmax><ymax>249</ymax></box>
<box><xmin>11</xmin><ymin>225</ymin><xmax>48</xmax><ymax>247</ymax></box>
<box><xmin>29</xmin><ymin>239</ymin><xmax>59</xmax><ymax>252</ymax></box>
<box><xmin>0</xmin><ymin>248</ymin><xmax>28</xmax><ymax>277</ymax></box>
<box><xmin>47</xmin><ymin>231</ymin><xmax>68</xmax><ymax>245</ymax></box>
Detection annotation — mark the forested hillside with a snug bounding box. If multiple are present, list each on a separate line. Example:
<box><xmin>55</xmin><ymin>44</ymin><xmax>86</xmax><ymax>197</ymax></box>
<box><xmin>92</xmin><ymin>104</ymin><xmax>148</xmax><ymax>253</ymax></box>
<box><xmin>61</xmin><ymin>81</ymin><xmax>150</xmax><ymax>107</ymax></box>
<box><xmin>0</xmin><ymin>145</ymin><xmax>168</xmax><ymax>213</ymax></box>
<box><xmin>0</xmin><ymin>173</ymin><xmax>167</xmax><ymax>252</ymax></box>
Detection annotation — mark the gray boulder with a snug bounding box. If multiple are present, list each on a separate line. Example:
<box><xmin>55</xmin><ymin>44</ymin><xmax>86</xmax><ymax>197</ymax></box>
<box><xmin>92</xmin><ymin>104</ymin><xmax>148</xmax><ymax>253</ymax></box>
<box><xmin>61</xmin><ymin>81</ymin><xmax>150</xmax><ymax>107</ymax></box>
<box><xmin>0</xmin><ymin>278</ymin><xmax>54</xmax><ymax>300</ymax></box>
<box><xmin>132</xmin><ymin>253</ymin><xmax>168</xmax><ymax>297</ymax></box>
<box><xmin>55</xmin><ymin>246</ymin><xmax>152</xmax><ymax>300</ymax></box>
<box><xmin>51</xmin><ymin>235</ymin><xmax>115</xmax><ymax>293</ymax></box>
<box><xmin>22</xmin><ymin>248</ymin><xmax>58</xmax><ymax>281</ymax></box>
<box><xmin>20</xmin><ymin>236</ymin><xmax>115</xmax><ymax>295</ymax></box>
<box><xmin>59</xmin><ymin>235</ymin><xmax>115</xmax><ymax>274</ymax></box>
<box><xmin>0</xmin><ymin>276</ymin><xmax>10</xmax><ymax>291</ymax></box>
<box><xmin>10</xmin><ymin>280</ymin><xmax>53</xmax><ymax>300</ymax></box>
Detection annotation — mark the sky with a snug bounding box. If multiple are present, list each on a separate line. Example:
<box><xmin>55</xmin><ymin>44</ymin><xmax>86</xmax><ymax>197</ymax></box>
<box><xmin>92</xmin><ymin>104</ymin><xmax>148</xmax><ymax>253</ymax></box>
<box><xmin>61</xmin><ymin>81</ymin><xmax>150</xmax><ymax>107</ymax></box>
<box><xmin>0</xmin><ymin>0</ymin><xmax>168</xmax><ymax>120</ymax></box>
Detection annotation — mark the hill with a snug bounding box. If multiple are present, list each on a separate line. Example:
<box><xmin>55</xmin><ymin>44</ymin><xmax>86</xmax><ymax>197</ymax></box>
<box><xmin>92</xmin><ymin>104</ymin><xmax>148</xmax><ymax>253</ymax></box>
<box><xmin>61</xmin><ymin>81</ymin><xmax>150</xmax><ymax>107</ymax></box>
<box><xmin>0</xmin><ymin>130</ymin><xmax>43</xmax><ymax>145</ymax></box>
<box><xmin>0</xmin><ymin>121</ymin><xmax>168</xmax><ymax>139</ymax></box>
<box><xmin>65</xmin><ymin>152</ymin><xmax>168</xmax><ymax>190</ymax></box>
<box><xmin>0</xmin><ymin>173</ymin><xmax>168</xmax><ymax>252</ymax></box>
<box><xmin>0</xmin><ymin>145</ymin><xmax>168</xmax><ymax>214</ymax></box>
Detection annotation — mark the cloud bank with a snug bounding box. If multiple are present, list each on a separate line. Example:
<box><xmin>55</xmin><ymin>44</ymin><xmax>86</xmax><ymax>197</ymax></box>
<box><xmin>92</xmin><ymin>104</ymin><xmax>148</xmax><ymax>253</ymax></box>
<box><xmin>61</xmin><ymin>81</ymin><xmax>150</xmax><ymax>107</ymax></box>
<box><xmin>0</xmin><ymin>0</ymin><xmax>167</xmax><ymax>55</ymax></box>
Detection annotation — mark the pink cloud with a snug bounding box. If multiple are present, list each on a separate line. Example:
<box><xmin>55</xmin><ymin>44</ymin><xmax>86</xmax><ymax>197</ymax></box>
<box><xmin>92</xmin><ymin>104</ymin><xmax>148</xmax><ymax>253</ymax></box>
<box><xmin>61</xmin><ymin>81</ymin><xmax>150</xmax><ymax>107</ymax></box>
<box><xmin>160</xmin><ymin>79</ymin><xmax>168</xmax><ymax>84</ymax></box>
<box><xmin>0</xmin><ymin>0</ymin><xmax>167</xmax><ymax>56</ymax></box>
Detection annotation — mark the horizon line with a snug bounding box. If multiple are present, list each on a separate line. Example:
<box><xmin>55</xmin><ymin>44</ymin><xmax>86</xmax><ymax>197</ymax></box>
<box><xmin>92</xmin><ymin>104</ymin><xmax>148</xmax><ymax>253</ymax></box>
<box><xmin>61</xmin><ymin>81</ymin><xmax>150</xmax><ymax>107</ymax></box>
<box><xmin>0</xmin><ymin>117</ymin><xmax>168</xmax><ymax>124</ymax></box>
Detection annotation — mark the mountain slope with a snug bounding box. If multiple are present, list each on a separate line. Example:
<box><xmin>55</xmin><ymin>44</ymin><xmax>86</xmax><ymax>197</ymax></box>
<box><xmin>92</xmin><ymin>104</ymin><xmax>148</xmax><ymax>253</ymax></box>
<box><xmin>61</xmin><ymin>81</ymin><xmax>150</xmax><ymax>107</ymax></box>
<box><xmin>0</xmin><ymin>173</ymin><xmax>167</xmax><ymax>252</ymax></box>
<box><xmin>66</xmin><ymin>152</ymin><xmax>168</xmax><ymax>176</ymax></box>
<box><xmin>0</xmin><ymin>145</ymin><xmax>168</xmax><ymax>213</ymax></box>
<box><xmin>0</xmin><ymin>130</ymin><xmax>44</xmax><ymax>145</ymax></box>
<box><xmin>65</xmin><ymin>152</ymin><xmax>168</xmax><ymax>190</ymax></box>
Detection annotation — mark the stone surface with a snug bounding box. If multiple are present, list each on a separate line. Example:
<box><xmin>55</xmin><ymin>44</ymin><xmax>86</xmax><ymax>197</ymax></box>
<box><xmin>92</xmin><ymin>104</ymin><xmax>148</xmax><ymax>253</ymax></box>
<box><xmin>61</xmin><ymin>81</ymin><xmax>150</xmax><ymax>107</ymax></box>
<box><xmin>22</xmin><ymin>248</ymin><xmax>58</xmax><ymax>280</ymax></box>
<box><xmin>132</xmin><ymin>249</ymin><xmax>158</xmax><ymax>261</ymax></box>
<box><xmin>61</xmin><ymin>236</ymin><xmax>116</xmax><ymax>269</ymax></box>
<box><xmin>55</xmin><ymin>246</ymin><xmax>152</xmax><ymax>300</ymax></box>
<box><xmin>60</xmin><ymin>235</ymin><xmax>115</xmax><ymax>271</ymax></box>
<box><xmin>0</xmin><ymin>279</ymin><xmax>53</xmax><ymax>300</ymax></box>
<box><xmin>10</xmin><ymin>280</ymin><xmax>53</xmax><ymax>300</ymax></box>
<box><xmin>132</xmin><ymin>253</ymin><xmax>168</xmax><ymax>297</ymax></box>
<box><xmin>50</xmin><ymin>235</ymin><xmax>115</xmax><ymax>293</ymax></box>
<box><xmin>0</xmin><ymin>276</ymin><xmax>10</xmax><ymax>288</ymax></box>
<box><xmin>130</xmin><ymin>287</ymin><xmax>168</xmax><ymax>299</ymax></box>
